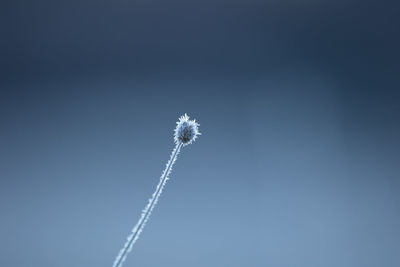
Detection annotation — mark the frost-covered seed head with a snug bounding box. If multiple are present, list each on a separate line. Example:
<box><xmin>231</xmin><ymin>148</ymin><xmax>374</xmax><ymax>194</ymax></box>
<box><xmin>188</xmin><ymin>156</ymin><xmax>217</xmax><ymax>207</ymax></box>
<box><xmin>174</xmin><ymin>114</ymin><xmax>200</xmax><ymax>146</ymax></box>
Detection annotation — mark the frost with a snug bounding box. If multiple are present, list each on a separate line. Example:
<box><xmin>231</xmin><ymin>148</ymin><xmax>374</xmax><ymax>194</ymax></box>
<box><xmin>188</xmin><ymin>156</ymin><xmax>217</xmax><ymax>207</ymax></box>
<box><xmin>112</xmin><ymin>114</ymin><xmax>200</xmax><ymax>267</ymax></box>
<box><xmin>174</xmin><ymin>113</ymin><xmax>201</xmax><ymax>146</ymax></box>
<box><xmin>113</xmin><ymin>143</ymin><xmax>182</xmax><ymax>267</ymax></box>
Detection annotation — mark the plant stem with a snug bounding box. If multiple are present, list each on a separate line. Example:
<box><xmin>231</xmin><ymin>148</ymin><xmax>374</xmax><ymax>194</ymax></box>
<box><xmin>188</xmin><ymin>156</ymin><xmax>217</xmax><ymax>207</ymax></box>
<box><xmin>113</xmin><ymin>142</ymin><xmax>183</xmax><ymax>267</ymax></box>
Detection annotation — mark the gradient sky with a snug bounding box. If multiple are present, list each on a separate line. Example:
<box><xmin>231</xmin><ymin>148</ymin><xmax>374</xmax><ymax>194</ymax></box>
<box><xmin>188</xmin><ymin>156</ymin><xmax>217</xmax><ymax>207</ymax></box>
<box><xmin>1</xmin><ymin>1</ymin><xmax>400</xmax><ymax>267</ymax></box>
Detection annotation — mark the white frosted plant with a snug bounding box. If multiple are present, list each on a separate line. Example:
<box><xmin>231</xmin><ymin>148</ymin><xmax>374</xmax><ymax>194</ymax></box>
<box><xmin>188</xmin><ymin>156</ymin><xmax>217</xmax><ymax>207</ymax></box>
<box><xmin>113</xmin><ymin>114</ymin><xmax>200</xmax><ymax>267</ymax></box>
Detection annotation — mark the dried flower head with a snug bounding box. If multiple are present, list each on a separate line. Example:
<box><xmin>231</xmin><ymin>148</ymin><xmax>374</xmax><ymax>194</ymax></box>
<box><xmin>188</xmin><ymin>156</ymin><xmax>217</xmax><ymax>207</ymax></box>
<box><xmin>174</xmin><ymin>114</ymin><xmax>201</xmax><ymax>146</ymax></box>
<box><xmin>113</xmin><ymin>114</ymin><xmax>201</xmax><ymax>267</ymax></box>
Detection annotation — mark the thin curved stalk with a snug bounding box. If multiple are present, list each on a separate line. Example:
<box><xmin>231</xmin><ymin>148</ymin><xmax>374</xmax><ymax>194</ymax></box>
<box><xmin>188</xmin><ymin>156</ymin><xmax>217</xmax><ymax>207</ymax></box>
<box><xmin>113</xmin><ymin>142</ymin><xmax>183</xmax><ymax>267</ymax></box>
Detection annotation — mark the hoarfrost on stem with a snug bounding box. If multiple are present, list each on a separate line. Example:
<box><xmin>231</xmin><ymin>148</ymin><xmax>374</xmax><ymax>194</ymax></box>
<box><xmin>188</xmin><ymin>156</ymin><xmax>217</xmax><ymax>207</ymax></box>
<box><xmin>113</xmin><ymin>114</ymin><xmax>200</xmax><ymax>267</ymax></box>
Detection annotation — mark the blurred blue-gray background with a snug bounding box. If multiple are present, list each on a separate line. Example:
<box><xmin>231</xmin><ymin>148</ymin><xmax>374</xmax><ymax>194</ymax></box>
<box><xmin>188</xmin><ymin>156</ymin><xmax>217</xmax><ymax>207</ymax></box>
<box><xmin>1</xmin><ymin>1</ymin><xmax>399</xmax><ymax>266</ymax></box>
